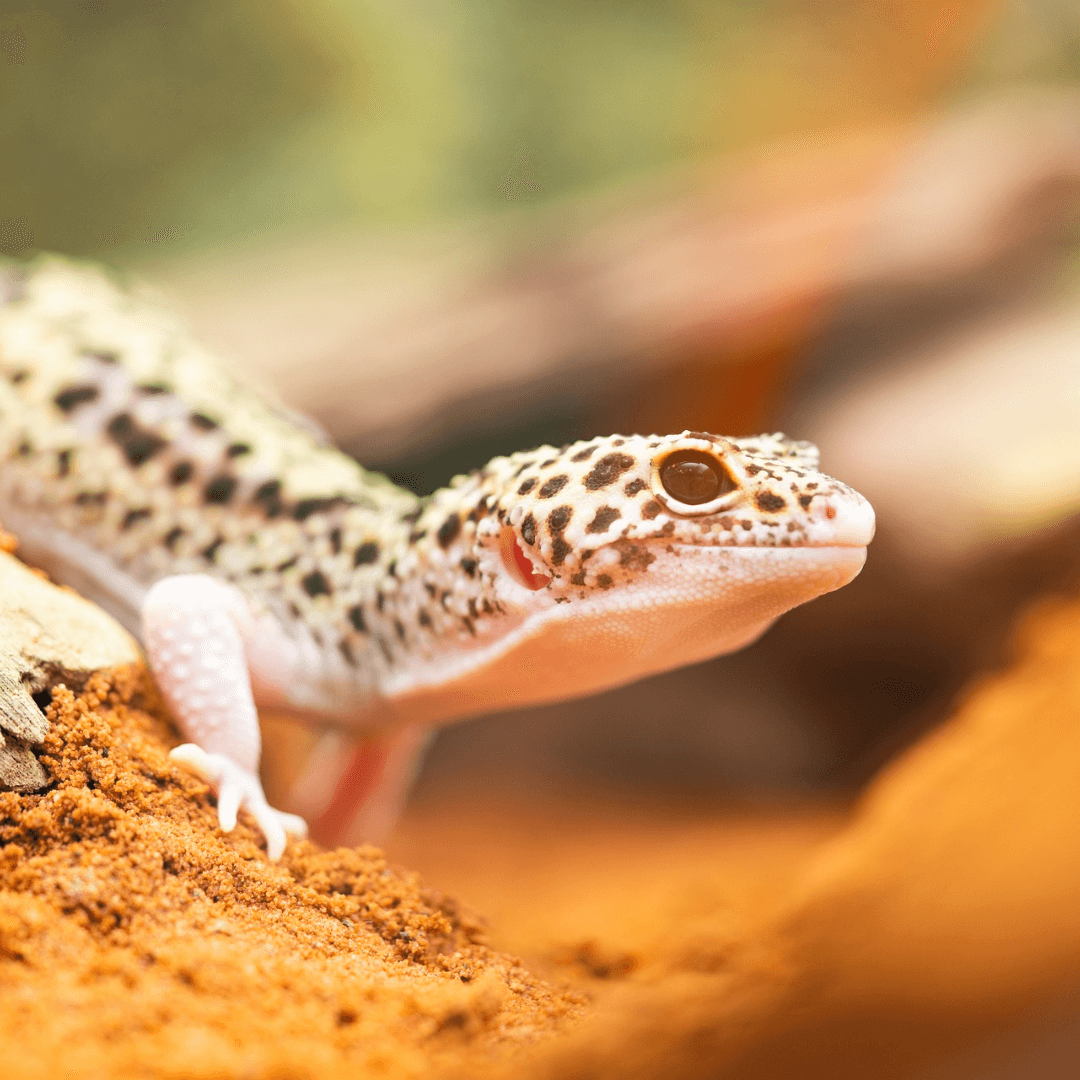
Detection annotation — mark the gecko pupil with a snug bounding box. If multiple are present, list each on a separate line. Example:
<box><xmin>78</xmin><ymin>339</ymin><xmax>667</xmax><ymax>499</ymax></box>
<box><xmin>659</xmin><ymin>451</ymin><xmax>735</xmax><ymax>505</ymax></box>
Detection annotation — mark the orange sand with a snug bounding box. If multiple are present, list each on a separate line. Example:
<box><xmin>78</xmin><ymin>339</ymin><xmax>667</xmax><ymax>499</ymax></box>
<box><xmin>0</xmin><ymin>670</ymin><xmax>583</xmax><ymax>1080</ymax></box>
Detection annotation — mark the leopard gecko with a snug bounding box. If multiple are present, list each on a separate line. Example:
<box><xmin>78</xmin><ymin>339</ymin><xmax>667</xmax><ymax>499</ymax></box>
<box><xmin>0</xmin><ymin>255</ymin><xmax>875</xmax><ymax>858</ymax></box>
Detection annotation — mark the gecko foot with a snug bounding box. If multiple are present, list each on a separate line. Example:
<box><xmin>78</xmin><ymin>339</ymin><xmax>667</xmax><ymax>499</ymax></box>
<box><xmin>170</xmin><ymin>744</ymin><xmax>308</xmax><ymax>860</ymax></box>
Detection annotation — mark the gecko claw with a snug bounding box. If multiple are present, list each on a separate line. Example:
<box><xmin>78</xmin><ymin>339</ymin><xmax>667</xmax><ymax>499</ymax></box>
<box><xmin>169</xmin><ymin>744</ymin><xmax>308</xmax><ymax>860</ymax></box>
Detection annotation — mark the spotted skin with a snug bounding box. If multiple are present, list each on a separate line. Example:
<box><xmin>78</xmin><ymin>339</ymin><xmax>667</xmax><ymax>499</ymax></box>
<box><xmin>0</xmin><ymin>256</ymin><xmax>875</xmax><ymax>855</ymax></box>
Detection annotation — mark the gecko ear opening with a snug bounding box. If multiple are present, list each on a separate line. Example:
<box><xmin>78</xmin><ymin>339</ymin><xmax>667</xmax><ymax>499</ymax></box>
<box><xmin>498</xmin><ymin>527</ymin><xmax>551</xmax><ymax>591</ymax></box>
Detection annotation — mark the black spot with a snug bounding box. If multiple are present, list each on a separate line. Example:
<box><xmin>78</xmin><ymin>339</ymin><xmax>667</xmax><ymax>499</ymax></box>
<box><xmin>394</xmin><ymin>620</ymin><xmax>406</xmax><ymax>642</ymax></box>
<box><xmin>226</xmin><ymin>442</ymin><xmax>252</xmax><ymax>458</ymax></box>
<box><xmin>461</xmin><ymin>616</ymin><xmax>476</xmax><ymax>636</ymax></box>
<box><xmin>618</xmin><ymin>544</ymin><xmax>655</xmax><ymax>571</ymax></box>
<box><xmin>425</xmin><ymin>582</ymin><xmax>437</xmax><ymax>598</ymax></box>
<box><xmin>548</xmin><ymin>505</ymin><xmax>573</xmax><ymax>533</ymax></box>
<box><xmin>418</xmin><ymin>610</ymin><xmax>432</xmax><ymax>628</ymax></box>
<box><xmin>204</xmin><ymin>475</ymin><xmax>237</xmax><ymax>504</ymax></box>
<box><xmin>376</xmin><ymin>592</ymin><xmax>385</xmax><ymax>612</ymax></box>
<box><xmin>138</xmin><ymin>383</ymin><xmax>170</xmax><ymax>395</ymax></box>
<box><xmin>15</xmin><ymin>439</ymin><xmax>32</xmax><ymax>457</ymax></box>
<box><xmin>517</xmin><ymin>477</ymin><xmax>537</xmax><ymax>495</ymax></box>
<box><xmin>376</xmin><ymin>637</ymin><xmax>394</xmax><ymax>664</ymax></box>
<box><xmin>551</xmin><ymin>535</ymin><xmax>572</xmax><ymax>566</ymax></box>
<box><xmin>10</xmin><ymin>370</ymin><xmax>29</xmax><ymax>384</ymax></box>
<box><xmin>583</xmin><ymin>453</ymin><xmax>635</xmax><ymax>491</ymax></box>
<box><xmin>329</xmin><ymin>527</ymin><xmax>342</xmax><ymax>554</ymax></box>
<box><xmin>164</xmin><ymin>527</ymin><xmax>185</xmax><ymax>550</ymax></box>
<box><xmin>482</xmin><ymin>599</ymin><xmax>494</xmax><ymax>615</ymax></box>
<box><xmin>302</xmin><ymin>571</ymin><xmax>331</xmax><ymax>597</ymax></box>
<box><xmin>799</xmin><ymin>494</ymin><xmax>814</xmax><ymax>509</ymax></box>
<box><xmin>387</xmin><ymin>560</ymin><xmax>397</xmax><ymax>578</ymax></box>
<box><xmin>437</xmin><ymin>514</ymin><xmax>461</xmax><ymax>548</ymax></box>
<box><xmin>740</xmin><ymin>520</ymin><xmax>753</xmax><ymax>530</ymax></box>
<box><xmin>641</xmin><ymin>500</ymin><xmax>662</xmax><ymax>520</ymax></box>
<box><xmin>57</xmin><ymin>449</ymin><xmax>71</xmax><ymax>478</ymax></box>
<box><xmin>596</xmin><ymin>573</ymin><xmax>613</xmax><ymax>590</ymax></box>
<box><xmin>190</xmin><ymin>412</ymin><xmax>218</xmax><ymax>431</ymax></box>
<box><xmin>570</xmin><ymin>445</ymin><xmax>596</xmax><ymax>462</ymax></box>
<box><xmin>756</xmin><ymin>492</ymin><xmax>787</xmax><ymax>513</ymax></box>
<box><xmin>401</xmin><ymin>508</ymin><xmax>422</xmax><ymax>525</ymax></box>
<box><xmin>122</xmin><ymin>508</ymin><xmax>152</xmax><ymax>530</ymax></box>
<box><xmin>623</xmin><ymin>478</ymin><xmax>647</xmax><ymax>496</ymax></box>
<box><xmin>587</xmin><ymin>506</ymin><xmax>620</xmax><ymax>533</ymax></box>
<box><xmin>354</xmin><ymin>541</ymin><xmax>379</xmax><ymax>566</ymax></box>
<box><xmin>570</xmin><ymin>569</ymin><xmax>586</xmax><ymax>586</ymax></box>
<box><xmin>168</xmin><ymin>461</ymin><xmax>194</xmax><ymax>486</ymax></box>
<box><xmin>539</xmin><ymin>458</ymin><xmax>557</xmax><ymax>469</ymax></box>
<box><xmin>745</xmin><ymin>463</ymin><xmax>762</xmax><ymax>476</ymax></box>
<box><xmin>409</xmin><ymin>528</ymin><xmax>427</xmax><ymax>544</ymax></box>
<box><xmin>54</xmin><ymin>385</ymin><xmax>100</xmax><ymax>412</ymax></box>
<box><xmin>201</xmin><ymin>536</ymin><xmax>224</xmax><ymax>562</ymax></box>
<box><xmin>75</xmin><ymin>491</ymin><xmax>106</xmax><ymax>506</ymax></box>
<box><xmin>107</xmin><ymin>413</ymin><xmax>167</xmax><ymax>466</ymax></box>
<box><xmin>348</xmin><ymin>606</ymin><xmax>367</xmax><ymax>633</ymax></box>
<box><xmin>339</xmin><ymin>641</ymin><xmax>358</xmax><ymax>667</ymax></box>
<box><xmin>685</xmin><ymin>431</ymin><xmax>719</xmax><ymax>443</ymax></box>
<box><xmin>468</xmin><ymin>598</ymin><xmax>479</xmax><ymax>619</ymax></box>
<box><xmin>538</xmin><ymin>475</ymin><xmax>569</xmax><ymax>499</ymax></box>
<box><xmin>81</xmin><ymin>349</ymin><xmax>118</xmax><ymax>365</ymax></box>
<box><xmin>252</xmin><ymin>478</ymin><xmax>283</xmax><ymax>516</ymax></box>
<box><xmin>520</xmin><ymin>513</ymin><xmax>536</xmax><ymax>546</ymax></box>
<box><xmin>276</xmin><ymin>556</ymin><xmax>298</xmax><ymax>572</ymax></box>
<box><xmin>460</xmin><ymin>557</ymin><xmax>477</xmax><ymax>577</ymax></box>
<box><xmin>294</xmin><ymin>497</ymin><xmax>346</xmax><ymax>521</ymax></box>
<box><xmin>468</xmin><ymin>498</ymin><xmax>489</xmax><ymax>523</ymax></box>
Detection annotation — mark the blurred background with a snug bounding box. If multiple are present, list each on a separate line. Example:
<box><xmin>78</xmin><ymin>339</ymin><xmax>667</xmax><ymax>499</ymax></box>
<box><xmin>5</xmin><ymin>3</ymin><xmax>1080</xmax><ymax>1074</ymax></box>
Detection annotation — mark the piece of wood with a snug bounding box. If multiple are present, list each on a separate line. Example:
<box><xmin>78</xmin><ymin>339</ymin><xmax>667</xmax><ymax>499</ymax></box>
<box><xmin>0</xmin><ymin>545</ymin><xmax>140</xmax><ymax>791</ymax></box>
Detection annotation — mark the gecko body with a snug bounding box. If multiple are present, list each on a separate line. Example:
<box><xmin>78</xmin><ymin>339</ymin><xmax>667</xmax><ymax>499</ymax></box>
<box><xmin>0</xmin><ymin>256</ymin><xmax>875</xmax><ymax>856</ymax></box>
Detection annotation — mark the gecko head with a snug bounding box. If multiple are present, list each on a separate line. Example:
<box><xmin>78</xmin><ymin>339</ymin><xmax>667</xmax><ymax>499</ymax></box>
<box><xmin>482</xmin><ymin>430</ymin><xmax>874</xmax><ymax>600</ymax></box>
<box><xmin>391</xmin><ymin>430</ymin><xmax>874</xmax><ymax>724</ymax></box>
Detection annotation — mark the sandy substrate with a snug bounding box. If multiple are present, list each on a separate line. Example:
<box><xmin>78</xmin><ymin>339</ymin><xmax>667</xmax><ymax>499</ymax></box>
<box><xmin>3</xmin><ymin>548</ymin><xmax>1080</xmax><ymax>1078</ymax></box>
<box><xmin>0</xmin><ymin>669</ymin><xmax>584</xmax><ymax>1079</ymax></box>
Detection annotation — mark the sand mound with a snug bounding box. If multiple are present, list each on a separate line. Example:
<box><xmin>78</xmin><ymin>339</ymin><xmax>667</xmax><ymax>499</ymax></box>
<box><xmin>0</xmin><ymin>669</ymin><xmax>583</xmax><ymax>1080</ymax></box>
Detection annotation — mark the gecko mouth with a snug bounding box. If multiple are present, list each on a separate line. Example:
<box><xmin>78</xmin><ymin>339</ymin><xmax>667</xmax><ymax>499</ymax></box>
<box><xmin>499</xmin><ymin>527</ymin><xmax>552</xmax><ymax>590</ymax></box>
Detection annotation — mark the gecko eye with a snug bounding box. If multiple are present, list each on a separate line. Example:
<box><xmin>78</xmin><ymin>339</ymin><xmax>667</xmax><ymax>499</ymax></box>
<box><xmin>659</xmin><ymin>450</ymin><xmax>737</xmax><ymax>505</ymax></box>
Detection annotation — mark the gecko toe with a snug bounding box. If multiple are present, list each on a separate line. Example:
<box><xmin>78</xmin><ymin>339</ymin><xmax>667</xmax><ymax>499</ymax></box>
<box><xmin>169</xmin><ymin>745</ymin><xmax>304</xmax><ymax>859</ymax></box>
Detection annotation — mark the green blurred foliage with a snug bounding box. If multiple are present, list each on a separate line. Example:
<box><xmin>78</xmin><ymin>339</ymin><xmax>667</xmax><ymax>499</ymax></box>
<box><xmin>0</xmin><ymin>0</ymin><xmax>342</xmax><ymax>256</ymax></box>
<box><xmin>3</xmin><ymin>0</ymin><xmax>1080</xmax><ymax>262</ymax></box>
<box><xmin>0</xmin><ymin>0</ymin><xmax>718</xmax><ymax>259</ymax></box>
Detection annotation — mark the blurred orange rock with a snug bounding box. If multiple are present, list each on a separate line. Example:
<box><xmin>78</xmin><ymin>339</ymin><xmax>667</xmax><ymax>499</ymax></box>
<box><xmin>473</xmin><ymin>593</ymin><xmax>1080</xmax><ymax>1079</ymax></box>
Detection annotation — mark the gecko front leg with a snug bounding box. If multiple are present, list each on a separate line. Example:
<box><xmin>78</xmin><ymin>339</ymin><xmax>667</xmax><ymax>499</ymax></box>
<box><xmin>141</xmin><ymin>574</ymin><xmax>307</xmax><ymax>859</ymax></box>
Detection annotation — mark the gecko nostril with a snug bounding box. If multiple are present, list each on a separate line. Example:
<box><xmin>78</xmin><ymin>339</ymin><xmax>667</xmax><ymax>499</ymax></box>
<box><xmin>659</xmin><ymin>451</ymin><xmax>736</xmax><ymax>505</ymax></box>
